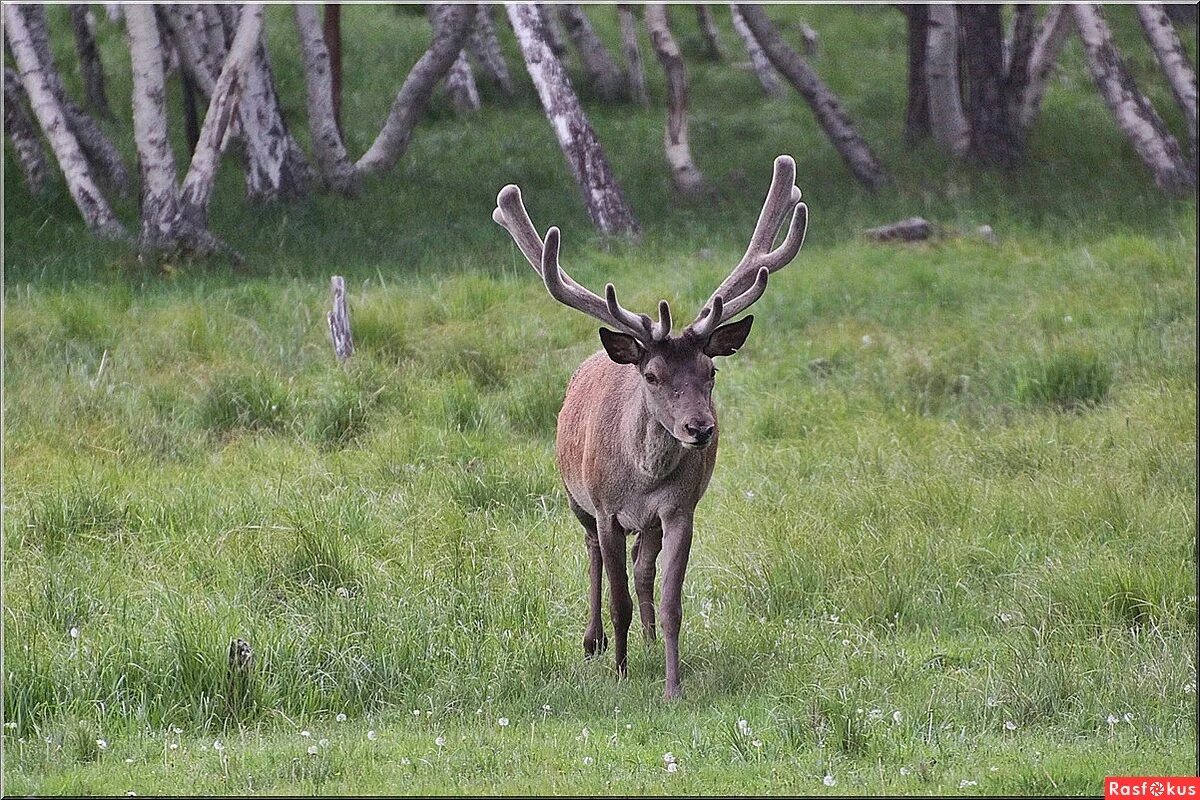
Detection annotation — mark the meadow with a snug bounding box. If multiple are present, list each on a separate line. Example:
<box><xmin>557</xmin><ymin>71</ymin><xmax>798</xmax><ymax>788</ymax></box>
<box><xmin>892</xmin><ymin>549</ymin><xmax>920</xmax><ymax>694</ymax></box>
<box><xmin>2</xmin><ymin>4</ymin><xmax>1196</xmax><ymax>795</ymax></box>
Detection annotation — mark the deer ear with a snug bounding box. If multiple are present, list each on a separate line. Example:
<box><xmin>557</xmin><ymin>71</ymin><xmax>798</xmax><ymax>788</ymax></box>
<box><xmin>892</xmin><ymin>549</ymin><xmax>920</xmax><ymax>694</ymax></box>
<box><xmin>704</xmin><ymin>316</ymin><xmax>754</xmax><ymax>357</ymax></box>
<box><xmin>598</xmin><ymin>328</ymin><xmax>644</xmax><ymax>364</ymax></box>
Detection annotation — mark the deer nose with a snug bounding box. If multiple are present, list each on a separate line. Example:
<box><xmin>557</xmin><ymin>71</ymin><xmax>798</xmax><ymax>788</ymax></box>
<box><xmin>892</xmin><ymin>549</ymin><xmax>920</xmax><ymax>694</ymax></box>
<box><xmin>684</xmin><ymin>420</ymin><xmax>714</xmax><ymax>443</ymax></box>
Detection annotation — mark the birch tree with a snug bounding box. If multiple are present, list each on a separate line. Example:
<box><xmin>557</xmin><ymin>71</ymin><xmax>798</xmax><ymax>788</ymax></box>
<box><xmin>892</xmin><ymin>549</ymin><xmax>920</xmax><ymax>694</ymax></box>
<box><xmin>1072</xmin><ymin>4</ymin><xmax>1194</xmax><ymax>194</ymax></box>
<box><xmin>925</xmin><ymin>4</ymin><xmax>969</xmax><ymax>157</ymax></box>
<box><xmin>617</xmin><ymin>4</ymin><xmax>650</xmax><ymax>108</ymax></box>
<box><xmin>428</xmin><ymin>4</ymin><xmax>481</xmax><ymax>115</ymax></box>
<box><xmin>960</xmin><ymin>5</ymin><xmax>1019</xmax><ymax>167</ymax></box>
<box><xmin>68</xmin><ymin>4</ymin><xmax>111</xmax><ymax>118</ymax></box>
<box><xmin>557</xmin><ymin>4</ymin><xmax>626</xmax><ymax>102</ymax></box>
<box><xmin>1135</xmin><ymin>3</ymin><xmax>1197</xmax><ymax>161</ymax></box>
<box><xmin>4</xmin><ymin>4</ymin><xmax>124</xmax><ymax>237</ymax></box>
<box><xmin>695</xmin><ymin>5</ymin><xmax>724</xmax><ymax>61</ymax></box>
<box><xmin>735</xmin><ymin>4</ymin><xmax>889</xmax><ymax>190</ymax></box>
<box><xmin>294</xmin><ymin>4</ymin><xmax>361</xmax><ymax>195</ymax></box>
<box><xmin>1015</xmin><ymin>5</ymin><xmax>1073</xmax><ymax>135</ymax></box>
<box><xmin>505</xmin><ymin>2</ymin><xmax>640</xmax><ymax>235</ymax></box>
<box><xmin>646</xmin><ymin>5</ymin><xmax>707</xmax><ymax>199</ymax></box>
<box><xmin>468</xmin><ymin>5</ymin><xmax>516</xmax><ymax>97</ymax></box>
<box><xmin>3</xmin><ymin>66</ymin><xmax>51</xmax><ymax>195</ymax></box>
<box><xmin>730</xmin><ymin>4</ymin><xmax>783</xmax><ymax>99</ymax></box>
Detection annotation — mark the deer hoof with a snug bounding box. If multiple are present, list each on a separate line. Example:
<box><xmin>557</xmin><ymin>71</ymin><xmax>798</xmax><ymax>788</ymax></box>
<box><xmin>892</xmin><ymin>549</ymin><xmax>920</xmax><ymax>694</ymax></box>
<box><xmin>583</xmin><ymin>631</ymin><xmax>608</xmax><ymax>658</ymax></box>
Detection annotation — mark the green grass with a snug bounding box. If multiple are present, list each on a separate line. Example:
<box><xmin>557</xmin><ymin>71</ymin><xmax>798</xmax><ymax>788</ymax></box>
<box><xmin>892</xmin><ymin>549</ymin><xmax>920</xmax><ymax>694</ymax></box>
<box><xmin>3</xmin><ymin>4</ymin><xmax>1197</xmax><ymax>796</ymax></box>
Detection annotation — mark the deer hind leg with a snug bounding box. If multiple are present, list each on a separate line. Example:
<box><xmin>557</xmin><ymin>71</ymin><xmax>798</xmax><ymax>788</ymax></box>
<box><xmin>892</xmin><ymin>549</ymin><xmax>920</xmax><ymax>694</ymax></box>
<box><xmin>598</xmin><ymin>516</ymin><xmax>633</xmax><ymax>677</ymax></box>
<box><xmin>569</xmin><ymin>498</ymin><xmax>606</xmax><ymax>658</ymax></box>
<box><xmin>633</xmin><ymin>526</ymin><xmax>663</xmax><ymax>642</ymax></box>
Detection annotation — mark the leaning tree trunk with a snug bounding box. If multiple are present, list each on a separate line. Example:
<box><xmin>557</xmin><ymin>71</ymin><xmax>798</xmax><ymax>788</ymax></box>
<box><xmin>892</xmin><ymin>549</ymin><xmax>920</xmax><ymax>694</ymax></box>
<box><xmin>695</xmin><ymin>5</ymin><xmax>724</xmax><ymax>61</ymax></box>
<box><xmin>735</xmin><ymin>4</ymin><xmax>889</xmax><ymax>190</ymax></box>
<box><xmin>468</xmin><ymin>5</ymin><xmax>516</xmax><ymax>97</ymax></box>
<box><xmin>901</xmin><ymin>4</ymin><xmax>930</xmax><ymax>143</ymax></box>
<box><xmin>1003</xmin><ymin>4</ymin><xmax>1037</xmax><ymax>119</ymax></box>
<box><xmin>536</xmin><ymin>3</ymin><xmax>570</xmax><ymax>59</ymax></box>
<box><xmin>239</xmin><ymin>33</ymin><xmax>314</xmax><ymax>203</ymax></box>
<box><xmin>617</xmin><ymin>4</ymin><xmax>650</xmax><ymax>108</ymax></box>
<box><xmin>19</xmin><ymin>4</ymin><xmax>130</xmax><ymax>197</ymax></box>
<box><xmin>1135</xmin><ymin>3</ymin><xmax>1198</xmax><ymax>161</ymax></box>
<box><xmin>1015</xmin><ymin>4</ymin><xmax>1072</xmax><ymax>135</ymax></box>
<box><xmin>557</xmin><ymin>4</ymin><xmax>626</xmax><ymax>101</ymax></box>
<box><xmin>3</xmin><ymin>66</ymin><xmax>51</xmax><ymax>194</ymax></box>
<box><xmin>69</xmin><ymin>4</ymin><xmax>111</xmax><ymax>118</ymax></box>
<box><xmin>1072</xmin><ymin>4</ymin><xmax>1195</xmax><ymax>194</ymax></box>
<box><xmin>925</xmin><ymin>3</ymin><xmax>969</xmax><ymax>157</ymax></box>
<box><xmin>505</xmin><ymin>2</ymin><xmax>640</xmax><ymax>235</ymax></box>
<box><xmin>356</xmin><ymin>4</ymin><xmax>475</xmax><ymax>175</ymax></box>
<box><xmin>4</xmin><ymin>4</ymin><xmax>124</xmax><ymax>237</ymax></box>
<box><xmin>295</xmin><ymin>3</ymin><xmax>361</xmax><ymax>195</ymax></box>
<box><xmin>730</xmin><ymin>4</ymin><xmax>784</xmax><ymax>99</ymax></box>
<box><xmin>646</xmin><ymin>5</ymin><xmax>707</xmax><ymax>199</ymax></box>
<box><xmin>960</xmin><ymin>4</ymin><xmax>1021</xmax><ymax>167</ymax></box>
<box><xmin>179</xmin><ymin>5</ymin><xmax>267</xmax><ymax>231</ymax></box>
<box><xmin>428</xmin><ymin>5</ymin><xmax>481</xmax><ymax>115</ymax></box>
<box><xmin>159</xmin><ymin>4</ymin><xmax>219</xmax><ymax>96</ymax></box>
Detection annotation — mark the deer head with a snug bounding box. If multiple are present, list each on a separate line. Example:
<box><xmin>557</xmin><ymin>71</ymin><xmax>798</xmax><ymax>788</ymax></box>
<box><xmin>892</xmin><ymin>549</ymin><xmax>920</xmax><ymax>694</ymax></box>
<box><xmin>493</xmin><ymin>155</ymin><xmax>808</xmax><ymax>449</ymax></box>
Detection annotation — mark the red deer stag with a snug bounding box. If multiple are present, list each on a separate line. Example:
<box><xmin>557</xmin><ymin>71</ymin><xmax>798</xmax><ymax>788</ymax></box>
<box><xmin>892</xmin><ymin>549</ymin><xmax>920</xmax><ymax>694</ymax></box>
<box><xmin>493</xmin><ymin>155</ymin><xmax>807</xmax><ymax>699</ymax></box>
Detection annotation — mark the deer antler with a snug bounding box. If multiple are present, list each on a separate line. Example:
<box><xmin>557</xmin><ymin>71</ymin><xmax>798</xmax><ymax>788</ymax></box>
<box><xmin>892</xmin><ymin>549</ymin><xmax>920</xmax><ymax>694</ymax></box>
<box><xmin>688</xmin><ymin>155</ymin><xmax>808</xmax><ymax>339</ymax></box>
<box><xmin>494</xmin><ymin>185</ymin><xmax>671</xmax><ymax>343</ymax></box>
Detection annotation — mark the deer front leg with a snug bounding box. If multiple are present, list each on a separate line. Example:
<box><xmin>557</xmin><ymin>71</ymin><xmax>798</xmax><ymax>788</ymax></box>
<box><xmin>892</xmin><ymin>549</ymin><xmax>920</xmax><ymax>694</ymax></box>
<box><xmin>570</xmin><ymin>499</ymin><xmax>607</xmax><ymax>658</ymax></box>
<box><xmin>598</xmin><ymin>516</ymin><xmax>633</xmax><ymax>677</ymax></box>
<box><xmin>659</xmin><ymin>510</ymin><xmax>695</xmax><ymax>700</ymax></box>
<box><xmin>633</xmin><ymin>527</ymin><xmax>663</xmax><ymax>642</ymax></box>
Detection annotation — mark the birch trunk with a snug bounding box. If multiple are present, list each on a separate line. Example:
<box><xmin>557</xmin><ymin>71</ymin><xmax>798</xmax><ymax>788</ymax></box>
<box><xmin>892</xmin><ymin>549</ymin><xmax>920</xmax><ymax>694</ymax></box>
<box><xmin>695</xmin><ymin>5</ymin><xmax>723</xmax><ymax>61</ymax></box>
<box><xmin>19</xmin><ymin>3</ymin><xmax>130</xmax><ymax>197</ymax></box>
<box><xmin>356</xmin><ymin>4</ymin><xmax>475</xmax><ymax>175</ymax></box>
<box><xmin>159</xmin><ymin>5</ymin><xmax>219</xmax><ymax>96</ymax></box>
<box><xmin>735</xmin><ymin>4</ymin><xmax>889</xmax><ymax>190</ymax></box>
<box><xmin>645</xmin><ymin>5</ymin><xmax>707</xmax><ymax>199</ymax></box>
<box><xmin>1016</xmin><ymin>5</ymin><xmax>1072</xmax><ymax>134</ymax></box>
<box><xmin>69</xmin><ymin>4</ymin><xmax>111</xmax><ymax>118</ymax></box>
<box><xmin>537</xmin><ymin>4</ymin><xmax>570</xmax><ymax>59</ymax></box>
<box><xmin>429</xmin><ymin>5</ymin><xmax>481</xmax><ymax>115</ymax></box>
<box><xmin>960</xmin><ymin>4</ymin><xmax>1020</xmax><ymax>167</ymax></box>
<box><xmin>239</xmin><ymin>37</ymin><xmax>314</xmax><ymax>203</ymax></box>
<box><xmin>4</xmin><ymin>4</ymin><xmax>124</xmax><ymax>237</ymax></box>
<box><xmin>901</xmin><ymin>4</ymin><xmax>930</xmax><ymax>143</ymax></box>
<box><xmin>617</xmin><ymin>4</ymin><xmax>650</xmax><ymax>108</ymax></box>
<box><xmin>1136</xmin><ymin>3</ymin><xmax>1198</xmax><ymax>161</ymax></box>
<box><xmin>505</xmin><ymin>2</ymin><xmax>640</xmax><ymax>235</ymax></box>
<box><xmin>323</xmin><ymin>4</ymin><xmax>343</xmax><ymax>130</ymax></box>
<box><xmin>3</xmin><ymin>66</ymin><xmax>51</xmax><ymax>194</ymax></box>
<box><xmin>557</xmin><ymin>4</ymin><xmax>626</xmax><ymax>102</ymax></box>
<box><xmin>294</xmin><ymin>4</ymin><xmax>361</xmax><ymax>195</ymax></box>
<box><xmin>1072</xmin><ymin>4</ymin><xmax>1194</xmax><ymax>194</ymax></box>
<box><xmin>925</xmin><ymin>4</ymin><xmax>969</xmax><ymax>157</ymax></box>
<box><xmin>179</xmin><ymin>5</ymin><xmax>266</xmax><ymax>227</ymax></box>
<box><xmin>730</xmin><ymin>4</ymin><xmax>784</xmax><ymax>99</ymax></box>
<box><xmin>468</xmin><ymin>5</ymin><xmax>516</xmax><ymax>97</ymax></box>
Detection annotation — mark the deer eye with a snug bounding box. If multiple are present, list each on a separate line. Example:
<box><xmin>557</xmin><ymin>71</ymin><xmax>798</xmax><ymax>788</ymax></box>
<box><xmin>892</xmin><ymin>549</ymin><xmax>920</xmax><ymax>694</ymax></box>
<box><xmin>644</xmin><ymin>372</ymin><xmax>659</xmax><ymax>385</ymax></box>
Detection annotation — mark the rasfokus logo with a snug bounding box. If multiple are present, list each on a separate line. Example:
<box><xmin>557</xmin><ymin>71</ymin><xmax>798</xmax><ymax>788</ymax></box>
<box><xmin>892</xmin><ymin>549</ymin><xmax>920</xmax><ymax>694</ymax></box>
<box><xmin>1106</xmin><ymin>777</ymin><xmax>1200</xmax><ymax>798</ymax></box>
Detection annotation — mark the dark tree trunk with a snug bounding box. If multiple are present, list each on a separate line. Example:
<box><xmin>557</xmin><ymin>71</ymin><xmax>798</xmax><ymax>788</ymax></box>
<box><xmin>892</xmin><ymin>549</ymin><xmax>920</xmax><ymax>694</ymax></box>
<box><xmin>735</xmin><ymin>4</ymin><xmax>889</xmax><ymax>190</ymax></box>
<box><xmin>181</xmin><ymin>67</ymin><xmax>201</xmax><ymax>156</ymax></box>
<box><xmin>3</xmin><ymin>65</ymin><xmax>51</xmax><ymax>194</ymax></box>
<box><xmin>960</xmin><ymin>4</ymin><xmax>1020</xmax><ymax>167</ymax></box>
<box><xmin>505</xmin><ymin>2</ymin><xmax>640</xmax><ymax>235</ymax></box>
<box><xmin>468</xmin><ymin>5</ymin><xmax>516</xmax><ymax>97</ymax></box>
<box><xmin>695</xmin><ymin>5</ymin><xmax>723</xmax><ymax>61</ymax></box>
<box><xmin>68</xmin><ymin>4</ymin><xmax>111</xmax><ymax>119</ymax></box>
<box><xmin>901</xmin><ymin>4</ymin><xmax>930</xmax><ymax>144</ymax></box>
<box><xmin>557</xmin><ymin>4</ymin><xmax>626</xmax><ymax>102</ymax></box>
<box><xmin>617</xmin><ymin>4</ymin><xmax>650</xmax><ymax>108</ymax></box>
<box><xmin>323</xmin><ymin>4</ymin><xmax>343</xmax><ymax>133</ymax></box>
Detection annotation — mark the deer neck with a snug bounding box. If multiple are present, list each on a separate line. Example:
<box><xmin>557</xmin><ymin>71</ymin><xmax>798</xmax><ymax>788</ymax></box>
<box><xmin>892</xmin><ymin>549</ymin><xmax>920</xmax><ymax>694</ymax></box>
<box><xmin>622</xmin><ymin>386</ymin><xmax>686</xmax><ymax>479</ymax></box>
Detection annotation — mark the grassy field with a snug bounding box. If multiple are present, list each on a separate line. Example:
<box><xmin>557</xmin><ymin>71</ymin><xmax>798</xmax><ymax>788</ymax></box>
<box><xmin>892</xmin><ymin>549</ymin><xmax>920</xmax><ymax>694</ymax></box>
<box><xmin>3</xmin><ymin>4</ymin><xmax>1197</xmax><ymax>795</ymax></box>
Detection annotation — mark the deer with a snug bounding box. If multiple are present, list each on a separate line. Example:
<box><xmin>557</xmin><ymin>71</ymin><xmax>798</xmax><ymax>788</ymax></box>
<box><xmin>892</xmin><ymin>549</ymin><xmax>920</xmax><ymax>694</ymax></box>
<box><xmin>492</xmin><ymin>155</ymin><xmax>807</xmax><ymax>700</ymax></box>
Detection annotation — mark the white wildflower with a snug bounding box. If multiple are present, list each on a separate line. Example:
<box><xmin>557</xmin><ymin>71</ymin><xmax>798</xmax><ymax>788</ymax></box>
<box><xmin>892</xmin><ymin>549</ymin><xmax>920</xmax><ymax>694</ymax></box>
<box><xmin>498</xmin><ymin>717</ymin><xmax>510</xmax><ymax>728</ymax></box>
<box><xmin>300</xmin><ymin>730</ymin><xmax>311</xmax><ymax>738</ymax></box>
<box><xmin>213</xmin><ymin>740</ymin><xmax>223</xmax><ymax>752</ymax></box>
<box><xmin>168</xmin><ymin>743</ymin><xmax>179</xmax><ymax>751</ymax></box>
<box><xmin>1106</xmin><ymin>714</ymin><xmax>1119</xmax><ymax>726</ymax></box>
<box><xmin>318</xmin><ymin>738</ymin><xmax>329</xmax><ymax>748</ymax></box>
<box><xmin>96</xmin><ymin>738</ymin><xmax>108</xmax><ymax>750</ymax></box>
<box><xmin>413</xmin><ymin>709</ymin><xmax>421</xmax><ymax>717</ymax></box>
<box><xmin>892</xmin><ymin>710</ymin><xmax>902</xmax><ymax>724</ymax></box>
<box><xmin>583</xmin><ymin>756</ymin><xmax>594</xmax><ymax>765</ymax></box>
<box><xmin>823</xmin><ymin>774</ymin><xmax>837</xmax><ymax>787</ymax></box>
<box><xmin>70</xmin><ymin>627</ymin><xmax>80</xmax><ymax>639</ymax></box>
<box><xmin>1004</xmin><ymin>720</ymin><xmax>1017</xmax><ymax>731</ymax></box>
<box><xmin>737</xmin><ymin>719</ymin><xmax>752</xmax><ymax>736</ymax></box>
<box><xmin>986</xmin><ymin>696</ymin><xmax>1000</xmax><ymax>708</ymax></box>
<box><xmin>751</xmin><ymin>739</ymin><xmax>762</xmax><ymax>748</ymax></box>
<box><xmin>367</xmin><ymin>730</ymin><xmax>378</xmax><ymax>741</ymax></box>
<box><xmin>867</xmin><ymin>709</ymin><xmax>884</xmax><ymax>722</ymax></box>
<box><xmin>663</xmin><ymin>751</ymin><xmax>676</xmax><ymax>765</ymax></box>
<box><xmin>435</xmin><ymin>735</ymin><xmax>446</xmax><ymax>747</ymax></box>
<box><xmin>1122</xmin><ymin>713</ymin><xmax>1134</xmax><ymax>724</ymax></box>
<box><xmin>400</xmin><ymin>757</ymin><xmax>411</xmax><ymax>766</ymax></box>
<box><xmin>124</xmin><ymin>758</ymin><xmax>134</xmax><ymax>764</ymax></box>
<box><xmin>959</xmin><ymin>779</ymin><xmax>977</xmax><ymax>788</ymax></box>
<box><xmin>900</xmin><ymin>767</ymin><xmax>911</xmax><ymax>776</ymax></box>
<box><xmin>306</xmin><ymin>745</ymin><xmax>318</xmax><ymax>756</ymax></box>
<box><xmin>336</xmin><ymin>586</ymin><xmax>349</xmax><ymax>599</ymax></box>
<box><xmin>666</xmin><ymin>762</ymin><xmax>679</xmax><ymax>774</ymax></box>
<box><xmin>861</xmin><ymin>335</ymin><xmax>873</xmax><ymax>347</ymax></box>
<box><xmin>581</xmin><ymin>727</ymin><xmax>591</xmax><ymax>740</ymax></box>
<box><xmin>336</xmin><ymin>713</ymin><xmax>347</xmax><ymax>723</ymax></box>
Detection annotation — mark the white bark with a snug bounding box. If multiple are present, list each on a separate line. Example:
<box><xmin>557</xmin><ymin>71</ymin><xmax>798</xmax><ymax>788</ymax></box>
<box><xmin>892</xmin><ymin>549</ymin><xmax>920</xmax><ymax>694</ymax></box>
<box><xmin>1072</xmin><ymin>4</ymin><xmax>1194</xmax><ymax>194</ymax></box>
<box><xmin>557</xmin><ymin>4</ymin><xmax>626</xmax><ymax>101</ymax></box>
<box><xmin>646</xmin><ymin>5</ymin><xmax>707</xmax><ymax>199</ymax></box>
<box><xmin>505</xmin><ymin>2</ymin><xmax>639</xmax><ymax>235</ymax></box>
<box><xmin>925</xmin><ymin>4</ymin><xmax>969</xmax><ymax>157</ymax></box>
<box><xmin>239</xmin><ymin>35</ymin><xmax>314</xmax><ymax>203</ymax></box>
<box><xmin>69</xmin><ymin>4</ymin><xmax>111</xmax><ymax>118</ymax></box>
<box><xmin>1136</xmin><ymin>3</ymin><xmax>1198</xmax><ymax>160</ymax></box>
<box><xmin>730</xmin><ymin>4</ymin><xmax>783</xmax><ymax>99</ymax></box>
<box><xmin>1016</xmin><ymin>5</ymin><xmax>1073</xmax><ymax>134</ymax></box>
<box><xmin>160</xmin><ymin>4</ymin><xmax>219</xmax><ymax>97</ymax></box>
<box><xmin>446</xmin><ymin>49</ymin><xmax>482</xmax><ymax>114</ymax></box>
<box><xmin>695</xmin><ymin>5</ymin><xmax>723</xmax><ymax>61</ymax></box>
<box><xmin>536</xmin><ymin>4</ymin><xmax>570</xmax><ymax>59</ymax></box>
<box><xmin>3</xmin><ymin>66</ymin><xmax>51</xmax><ymax>194</ymax></box>
<box><xmin>468</xmin><ymin>5</ymin><xmax>515</xmax><ymax>97</ymax></box>
<box><xmin>328</xmin><ymin>276</ymin><xmax>354</xmax><ymax>362</ymax></box>
<box><xmin>294</xmin><ymin>4</ymin><xmax>361</xmax><ymax>195</ymax></box>
<box><xmin>4</xmin><ymin>4</ymin><xmax>124</xmax><ymax>237</ymax></box>
<box><xmin>356</xmin><ymin>4</ymin><xmax>475</xmax><ymax>176</ymax></box>
<box><xmin>617</xmin><ymin>4</ymin><xmax>650</xmax><ymax>108</ymax></box>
